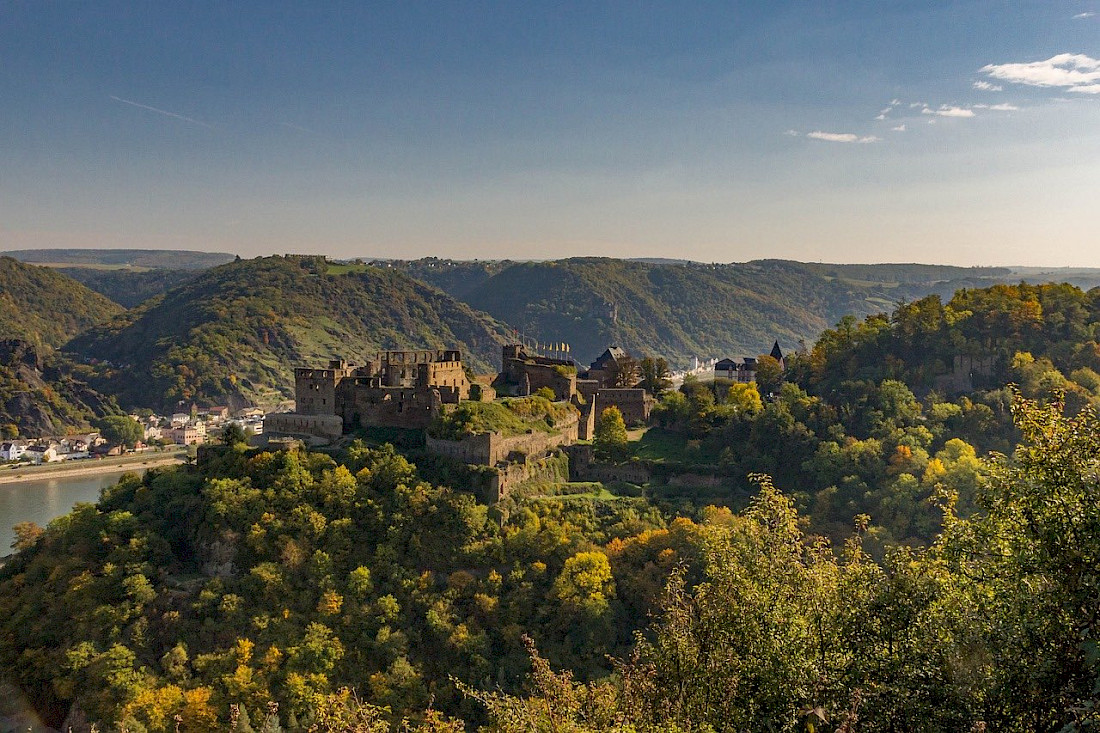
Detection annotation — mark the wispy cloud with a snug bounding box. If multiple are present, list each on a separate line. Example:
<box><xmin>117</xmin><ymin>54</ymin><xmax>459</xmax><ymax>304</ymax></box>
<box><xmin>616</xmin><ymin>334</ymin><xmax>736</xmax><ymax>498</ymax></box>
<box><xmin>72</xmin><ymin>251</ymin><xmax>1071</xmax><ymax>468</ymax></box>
<box><xmin>973</xmin><ymin>80</ymin><xmax>1003</xmax><ymax>91</ymax></box>
<box><xmin>1073</xmin><ymin>11</ymin><xmax>1095</xmax><ymax>19</ymax></box>
<box><xmin>980</xmin><ymin>53</ymin><xmax>1100</xmax><ymax>94</ymax></box>
<box><xmin>922</xmin><ymin>105</ymin><xmax>976</xmax><ymax>117</ymax></box>
<box><xmin>109</xmin><ymin>95</ymin><xmax>213</xmax><ymax>128</ymax></box>
<box><xmin>783</xmin><ymin>129</ymin><xmax>800</xmax><ymax>137</ymax></box>
<box><xmin>891</xmin><ymin>124</ymin><xmax>907</xmax><ymax>132</ymax></box>
<box><xmin>807</xmin><ymin>131</ymin><xmax>880</xmax><ymax>143</ymax></box>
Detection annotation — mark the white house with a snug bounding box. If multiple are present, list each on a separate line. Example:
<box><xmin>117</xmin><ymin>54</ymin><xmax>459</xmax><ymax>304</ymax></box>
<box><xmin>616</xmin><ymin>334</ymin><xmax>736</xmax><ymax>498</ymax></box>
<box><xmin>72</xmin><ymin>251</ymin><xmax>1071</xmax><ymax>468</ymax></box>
<box><xmin>25</xmin><ymin>444</ymin><xmax>59</xmax><ymax>464</ymax></box>
<box><xmin>0</xmin><ymin>441</ymin><xmax>28</xmax><ymax>461</ymax></box>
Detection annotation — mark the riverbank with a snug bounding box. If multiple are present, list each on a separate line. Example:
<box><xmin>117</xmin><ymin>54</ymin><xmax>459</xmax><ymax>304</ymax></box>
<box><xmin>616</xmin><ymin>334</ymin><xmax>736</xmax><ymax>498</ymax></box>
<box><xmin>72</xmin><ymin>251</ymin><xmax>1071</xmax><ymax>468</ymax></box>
<box><xmin>0</xmin><ymin>451</ymin><xmax>187</xmax><ymax>484</ymax></box>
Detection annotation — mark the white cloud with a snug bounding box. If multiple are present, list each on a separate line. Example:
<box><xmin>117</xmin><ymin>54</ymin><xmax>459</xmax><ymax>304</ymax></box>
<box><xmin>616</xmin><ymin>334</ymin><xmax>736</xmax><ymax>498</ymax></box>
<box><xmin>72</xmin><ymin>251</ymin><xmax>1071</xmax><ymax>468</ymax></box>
<box><xmin>807</xmin><ymin>131</ymin><xmax>880</xmax><ymax>143</ymax></box>
<box><xmin>988</xmin><ymin>103</ymin><xmax>1019</xmax><ymax>111</ymax></box>
<box><xmin>973</xmin><ymin>80</ymin><xmax>1003</xmax><ymax>91</ymax></box>
<box><xmin>922</xmin><ymin>105</ymin><xmax>976</xmax><ymax>117</ymax></box>
<box><xmin>892</xmin><ymin>124</ymin><xmax>907</xmax><ymax>132</ymax></box>
<box><xmin>875</xmin><ymin>114</ymin><xmax>887</xmax><ymax>120</ymax></box>
<box><xmin>980</xmin><ymin>53</ymin><xmax>1100</xmax><ymax>94</ymax></box>
<box><xmin>783</xmin><ymin>129</ymin><xmax>800</xmax><ymax>136</ymax></box>
<box><xmin>1074</xmin><ymin>12</ymin><xmax>1095</xmax><ymax>19</ymax></box>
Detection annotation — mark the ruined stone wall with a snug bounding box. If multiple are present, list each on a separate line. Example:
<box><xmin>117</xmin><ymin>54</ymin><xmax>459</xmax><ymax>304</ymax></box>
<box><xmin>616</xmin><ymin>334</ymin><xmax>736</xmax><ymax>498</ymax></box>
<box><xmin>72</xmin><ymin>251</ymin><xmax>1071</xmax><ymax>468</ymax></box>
<box><xmin>565</xmin><ymin>444</ymin><xmax>652</xmax><ymax>484</ymax></box>
<box><xmin>339</xmin><ymin>385</ymin><xmax>442</xmax><ymax>430</ymax></box>
<box><xmin>295</xmin><ymin>366</ymin><xmax>349</xmax><ymax>415</ymax></box>
<box><xmin>500</xmin><ymin>345</ymin><xmax>578</xmax><ymax>400</ymax></box>
<box><xmin>595</xmin><ymin>388</ymin><xmax>653</xmax><ymax>425</ymax></box>
<box><xmin>933</xmin><ymin>354</ymin><xmax>1000</xmax><ymax>395</ymax></box>
<box><xmin>424</xmin><ymin>361</ymin><xmax>471</xmax><ymax>399</ymax></box>
<box><xmin>486</xmin><ymin>451</ymin><xmax>570</xmax><ymax>503</ymax></box>
<box><xmin>522</xmin><ymin>363</ymin><xmax>576</xmax><ymax>401</ymax></box>
<box><xmin>425</xmin><ymin>413</ymin><xmax>579</xmax><ymax>466</ymax></box>
<box><xmin>264</xmin><ymin>412</ymin><xmax>344</xmax><ymax>440</ymax></box>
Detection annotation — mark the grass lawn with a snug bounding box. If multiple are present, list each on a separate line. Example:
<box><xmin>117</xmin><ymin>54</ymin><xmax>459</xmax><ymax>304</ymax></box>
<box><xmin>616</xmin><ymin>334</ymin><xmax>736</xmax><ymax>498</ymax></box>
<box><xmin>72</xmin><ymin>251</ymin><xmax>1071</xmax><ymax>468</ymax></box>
<box><xmin>326</xmin><ymin>262</ymin><xmax>372</xmax><ymax>275</ymax></box>
<box><xmin>629</xmin><ymin>426</ymin><xmax>721</xmax><ymax>464</ymax></box>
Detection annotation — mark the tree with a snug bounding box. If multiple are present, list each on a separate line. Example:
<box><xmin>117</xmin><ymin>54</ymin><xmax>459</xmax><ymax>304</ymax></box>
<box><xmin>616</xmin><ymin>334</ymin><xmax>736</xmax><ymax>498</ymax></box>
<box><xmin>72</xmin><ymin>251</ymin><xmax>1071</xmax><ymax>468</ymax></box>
<box><xmin>938</xmin><ymin>392</ymin><xmax>1100</xmax><ymax>728</ymax></box>
<box><xmin>553</xmin><ymin>551</ymin><xmax>616</xmax><ymax>619</ymax></box>
<box><xmin>639</xmin><ymin>357</ymin><xmax>673</xmax><ymax>398</ymax></box>
<box><xmin>10</xmin><ymin>521</ymin><xmax>43</xmax><ymax>551</ymax></box>
<box><xmin>753</xmin><ymin>354</ymin><xmax>783</xmax><ymax>396</ymax></box>
<box><xmin>608</xmin><ymin>355</ymin><xmax>640</xmax><ymax>388</ymax></box>
<box><xmin>726</xmin><ymin>383</ymin><xmax>763</xmax><ymax>415</ymax></box>
<box><xmin>594</xmin><ymin>406</ymin><xmax>629</xmax><ymax>460</ymax></box>
<box><xmin>96</xmin><ymin>415</ymin><xmax>144</xmax><ymax>448</ymax></box>
<box><xmin>222</xmin><ymin>422</ymin><xmax>249</xmax><ymax>446</ymax></box>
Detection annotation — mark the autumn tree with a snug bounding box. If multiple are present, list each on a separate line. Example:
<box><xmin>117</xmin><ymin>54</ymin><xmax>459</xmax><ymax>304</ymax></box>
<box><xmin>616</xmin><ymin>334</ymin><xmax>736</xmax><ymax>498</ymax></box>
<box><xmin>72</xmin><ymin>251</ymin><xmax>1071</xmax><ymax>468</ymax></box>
<box><xmin>594</xmin><ymin>406</ymin><xmax>629</xmax><ymax>460</ymax></box>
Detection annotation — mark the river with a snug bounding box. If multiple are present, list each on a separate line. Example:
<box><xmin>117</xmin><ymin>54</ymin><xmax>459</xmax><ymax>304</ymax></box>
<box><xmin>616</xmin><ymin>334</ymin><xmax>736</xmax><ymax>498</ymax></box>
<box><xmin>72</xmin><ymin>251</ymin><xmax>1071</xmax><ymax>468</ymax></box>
<box><xmin>0</xmin><ymin>470</ymin><xmax>136</xmax><ymax>552</ymax></box>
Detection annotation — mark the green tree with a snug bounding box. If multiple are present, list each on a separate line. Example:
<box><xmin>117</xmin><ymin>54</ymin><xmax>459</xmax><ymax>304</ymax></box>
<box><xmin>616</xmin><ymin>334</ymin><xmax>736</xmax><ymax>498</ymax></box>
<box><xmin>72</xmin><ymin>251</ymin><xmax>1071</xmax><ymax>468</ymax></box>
<box><xmin>638</xmin><ymin>356</ymin><xmax>672</xmax><ymax>398</ymax></box>
<box><xmin>222</xmin><ymin>422</ymin><xmax>249</xmax><ymax>446</ymax></box>
<box><xmin>96</xmin><ymin>415</ymin><xmax>144</xmax><ymax>448</ymax></box>
<box><xmin>753</xmin><ymin>354</ymin><xmax>783</xmax><ymax>395</ymax></box>
<box><xmin>593</xmin><ymin>406</ymin><xmax>628</xmax><ymax>460</ymax></box>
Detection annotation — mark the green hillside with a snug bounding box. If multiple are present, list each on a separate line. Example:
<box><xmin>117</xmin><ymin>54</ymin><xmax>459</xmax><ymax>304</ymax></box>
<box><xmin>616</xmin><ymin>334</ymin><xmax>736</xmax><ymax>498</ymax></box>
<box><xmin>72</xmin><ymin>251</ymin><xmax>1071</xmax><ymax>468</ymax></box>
<box><xmin>2</xmin><ymin>248</ymin><xmax>236</xmax><ymax>270</ymax></box>
<box><xmin>455</xmin><ymin>258</ymin><xmax>913</xmax><ymax>366</ymax></box>
<box><xmin>0</xmin><ymin>257</ymin><xmax>124</xmax><ymax>349</ymax></box>
<box><xmin>66</xmin><ymin>256</ymin><xmax>511</xmax><ymax>411</ymax></box>
<box><xmin>53</xmin><ymin>267</ymin><xmax>201</xmax><ymax>308</ymax></box>
<box><xmin>0</xmin><ymin>340</ymin><xmax>121</xmax><ymax>437</ymax></box>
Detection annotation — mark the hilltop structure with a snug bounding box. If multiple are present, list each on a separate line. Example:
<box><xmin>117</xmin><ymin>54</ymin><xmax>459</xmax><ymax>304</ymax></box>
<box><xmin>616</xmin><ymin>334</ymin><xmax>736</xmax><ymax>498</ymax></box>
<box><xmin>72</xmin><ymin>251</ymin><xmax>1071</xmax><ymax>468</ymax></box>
<box><xmin>715</xmin><ymin>340</ymin><xmax>784</xmax><ymax>382</ymax></box>
<box><xmin>265</xmin><ymin>349</ymin><xmax>474</xmax><ymax>439</ymax></box>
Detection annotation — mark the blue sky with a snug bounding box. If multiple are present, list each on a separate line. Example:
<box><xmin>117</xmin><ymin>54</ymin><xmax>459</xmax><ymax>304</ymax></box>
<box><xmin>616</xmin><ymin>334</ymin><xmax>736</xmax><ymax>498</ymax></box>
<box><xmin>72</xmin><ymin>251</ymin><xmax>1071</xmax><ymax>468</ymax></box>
<box><xmin>3</xmin><ymin>1</ymin><xmax>1099</xmax><ymax>265</ymax></box>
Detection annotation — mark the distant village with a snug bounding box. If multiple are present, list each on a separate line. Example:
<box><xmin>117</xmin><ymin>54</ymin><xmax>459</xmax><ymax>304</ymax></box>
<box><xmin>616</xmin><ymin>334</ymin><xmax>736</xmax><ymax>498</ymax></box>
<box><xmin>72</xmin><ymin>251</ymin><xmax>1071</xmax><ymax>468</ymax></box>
<box><xmin>0</xmin><ymin>406</ymin><xmax>265</xmax><ymax>466</ymax></box>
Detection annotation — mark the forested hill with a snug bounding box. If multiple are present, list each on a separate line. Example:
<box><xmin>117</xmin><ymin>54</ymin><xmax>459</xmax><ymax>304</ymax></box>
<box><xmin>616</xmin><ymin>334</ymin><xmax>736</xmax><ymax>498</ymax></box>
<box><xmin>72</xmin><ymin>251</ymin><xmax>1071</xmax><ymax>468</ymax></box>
<box><xmin>54</xmin><ymin>268</ymin><xmax>202</xmax><ymax>308</ymax></box>
<box><xmin>448</xmin><ymin>258</ymin><xmax>908</xmax><ymax>366</ymax></box>
<box><xmin>0</xmin><ymin>340</ymin><xmax>120</xmax><ymax>437</ymax></box>
<box><xmin>2</xmin><ymin>248</ymin><xmax>235</xmax><ymax>270</ymax></box>
<box><xmin>65</xmin><ymin>256</ymin><xmax>512</xmax><ymax>411</ymax></box>
<box><xmin>0</xmin><ymin>257</ymin><xmax>124</xmax><ymax>348</ymax></box>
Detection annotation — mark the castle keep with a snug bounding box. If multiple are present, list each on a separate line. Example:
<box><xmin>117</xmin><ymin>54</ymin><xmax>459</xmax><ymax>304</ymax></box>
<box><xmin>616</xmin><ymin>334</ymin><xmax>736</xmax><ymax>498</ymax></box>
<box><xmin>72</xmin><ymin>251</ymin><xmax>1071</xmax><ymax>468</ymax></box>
<box><xmin>267</xmin><ymin>349</ymin><xmax>472</xmax><ymax>438</ymax></box>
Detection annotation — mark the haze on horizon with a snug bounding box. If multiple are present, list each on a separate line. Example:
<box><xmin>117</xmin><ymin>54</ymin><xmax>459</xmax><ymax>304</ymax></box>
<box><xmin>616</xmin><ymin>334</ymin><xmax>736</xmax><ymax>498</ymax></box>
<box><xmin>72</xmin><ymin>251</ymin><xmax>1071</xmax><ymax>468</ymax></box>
<box><xmin>3</xmin><ymin>2</ymin><xmax>1099</xmax><ymax>267</ymax></box>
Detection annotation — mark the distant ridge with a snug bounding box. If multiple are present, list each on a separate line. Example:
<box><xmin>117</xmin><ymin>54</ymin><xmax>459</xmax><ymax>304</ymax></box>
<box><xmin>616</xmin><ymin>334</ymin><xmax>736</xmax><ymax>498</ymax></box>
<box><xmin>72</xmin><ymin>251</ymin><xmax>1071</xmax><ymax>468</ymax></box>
<box><xmin>66</xmin><ymin>255</ymin><xmax>511</xmax><ymax>410</ymax></box>
<box><xmin>2</xmin><ymin>248</ymin><xmax>236</xmax><ymax>271</ymax></box>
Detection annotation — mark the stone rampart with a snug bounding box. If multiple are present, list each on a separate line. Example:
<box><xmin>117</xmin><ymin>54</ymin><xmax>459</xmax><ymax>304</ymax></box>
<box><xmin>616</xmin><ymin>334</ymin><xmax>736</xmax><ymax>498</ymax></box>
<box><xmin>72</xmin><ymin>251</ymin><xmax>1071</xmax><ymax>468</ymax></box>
<box><xmin>425</xmin><ymin>413</ymin><xmax>579</xmax><ymax>466</ymax></box>
<box><xmin>264</xmin><ymin>413</ymin><xmax>343</xmax><ymax>441</ymax></box>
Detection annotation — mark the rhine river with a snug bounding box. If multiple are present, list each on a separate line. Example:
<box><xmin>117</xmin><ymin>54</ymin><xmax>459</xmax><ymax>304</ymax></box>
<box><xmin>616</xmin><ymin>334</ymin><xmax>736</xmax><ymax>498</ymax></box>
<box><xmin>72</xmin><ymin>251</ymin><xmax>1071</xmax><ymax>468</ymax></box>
<box><xmin>0</xmin><ymin>470</ymin><xmax>135</xmax><ymax>552</ymax></box>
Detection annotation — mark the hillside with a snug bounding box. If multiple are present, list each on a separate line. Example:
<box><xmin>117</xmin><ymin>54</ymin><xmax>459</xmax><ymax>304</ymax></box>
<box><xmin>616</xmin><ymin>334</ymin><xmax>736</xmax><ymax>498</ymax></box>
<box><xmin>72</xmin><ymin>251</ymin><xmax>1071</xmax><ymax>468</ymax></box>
<box><xmin>453</xmin><ymin>258</ymin><xmax>911</xmax><ymax>366</ymax></box>
<box><xmin>2</xmin><ymin>248</ymin><xmax>236</xmax><ymax>270</ymax></box>
<box><xmin>0</xmin><ymin>340</ymin><xmax>120</xmax><ymax>437</ymax></box>
<box><xmin>0</xmin><ymin>257</ymin><xmax>124</xmax><ymax>348</ymax></box>
<box><xmin>53</xmin><ymin>267</ymin><xmax>200</xmax><ymax>308</ymax></box>
<box><xmin>66</xmin><ymin>256</ymin><xmax>511</xmax><ymax>411</ymax></box>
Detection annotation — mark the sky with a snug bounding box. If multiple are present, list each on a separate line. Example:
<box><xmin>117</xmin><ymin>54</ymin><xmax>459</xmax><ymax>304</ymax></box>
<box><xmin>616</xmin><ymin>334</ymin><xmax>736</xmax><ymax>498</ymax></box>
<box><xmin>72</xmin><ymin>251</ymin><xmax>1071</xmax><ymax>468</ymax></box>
<box><xmin>2</xmin><ymin>1</ymin><xmax>1099</xmax><ymax>266</ymax></box>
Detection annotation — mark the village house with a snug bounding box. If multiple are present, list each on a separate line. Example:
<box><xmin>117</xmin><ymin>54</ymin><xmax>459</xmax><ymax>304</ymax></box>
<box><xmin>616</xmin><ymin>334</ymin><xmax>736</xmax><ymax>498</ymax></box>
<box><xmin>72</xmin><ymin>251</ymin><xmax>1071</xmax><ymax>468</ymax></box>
<box><xmin>165</xmin><ymin>423</ymin><xmax>206</xmax><ymax>446</ymax></box>
<box><xmin>0</xmin><ymin>441</ymin><xmax>28</xmax><ymax>462</ymax></box>
<box><xmin>25</xmin><ymin>444</ymin><xmax>59</xmax><ymax>464</ymax></box>
<box><xmin>714</xmin><ymin>341</ymin><xmax>784</xmax><ymax>383</ymax></box>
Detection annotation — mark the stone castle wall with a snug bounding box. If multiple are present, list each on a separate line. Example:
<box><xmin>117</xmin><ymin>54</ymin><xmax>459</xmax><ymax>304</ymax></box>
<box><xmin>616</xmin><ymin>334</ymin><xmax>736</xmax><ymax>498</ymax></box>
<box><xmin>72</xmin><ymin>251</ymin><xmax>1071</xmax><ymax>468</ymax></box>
<box><xmin>595</xmin><ymin>388</ymin><xmax>653</xmax><ymax>425</ymax></box>
<box><xmin>265</xmin><ymin>413</ymin><xmax>344</xmax><ymax>441</ymax></box>
<box><xmin>425</xmin><ymin>412</ymin><xmax>580</xmax><ymax>466</ymax></box>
